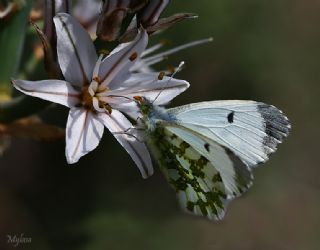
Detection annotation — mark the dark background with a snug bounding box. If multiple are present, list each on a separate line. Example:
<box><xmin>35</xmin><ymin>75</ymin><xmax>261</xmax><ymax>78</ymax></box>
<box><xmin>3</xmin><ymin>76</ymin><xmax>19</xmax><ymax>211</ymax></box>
<box><xmin>1</xmin><ymin>0</ymin><xmax>319</xmax><ymax>249</ymax></box>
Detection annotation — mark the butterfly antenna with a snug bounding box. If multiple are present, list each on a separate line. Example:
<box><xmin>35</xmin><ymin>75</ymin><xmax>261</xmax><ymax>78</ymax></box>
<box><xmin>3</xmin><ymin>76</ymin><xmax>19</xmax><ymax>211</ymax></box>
<box><xmin>151</xmin><ymin>61</ymin><xmax>185</xmax><ymax>105</ymax></box>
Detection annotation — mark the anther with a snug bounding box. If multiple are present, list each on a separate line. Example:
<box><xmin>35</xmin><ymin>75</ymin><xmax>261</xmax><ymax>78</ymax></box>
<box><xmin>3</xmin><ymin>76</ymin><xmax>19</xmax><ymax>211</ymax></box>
<box><xmin>104</xmin><ymin>103</ymin><xmax>112</xmax><ymax>114</ymax></box>
<box><xmin>99</xmin><ymin>49</ymin><xmax>110</xmax><ymax>56</ymax></box>
<box><xmin>93</xmin><ymin>76</ymin><xmax>101</xmax><ymax>83</ymax></box>
<box><xmin>129</xmin><ymin>52</ymin><xmax>138</xmax><ymax>61</ymax></box>
<box><xmin>158</xmin><ymin>71</ymin><xmax>165</xmax><ymax>80</ymax></box>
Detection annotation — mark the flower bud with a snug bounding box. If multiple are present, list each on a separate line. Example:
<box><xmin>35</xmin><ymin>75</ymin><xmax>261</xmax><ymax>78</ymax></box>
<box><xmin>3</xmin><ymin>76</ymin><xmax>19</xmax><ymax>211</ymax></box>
<box><xmin>97</xmin><ymin>0</ymin><xmax>149</xmax><ymax>41</ymax></box>
<box><xmin>44</xmin><ymin>0</ymin><xmax>72</xmax><ymax>45</ymax></box>
<box><xmin>41</xmin><ymin>0</ymin><xmax>72</xmax><ymax>78</ymax></box>
<box><xmin>138</xmin><ymin>0</ymin><xmax>170</xmax><ymax>27</ymax></box>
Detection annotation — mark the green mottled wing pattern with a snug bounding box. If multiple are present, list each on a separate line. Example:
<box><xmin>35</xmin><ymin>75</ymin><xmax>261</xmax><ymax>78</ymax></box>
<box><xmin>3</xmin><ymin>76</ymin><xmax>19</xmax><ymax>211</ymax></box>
<box><xmin>150</xmin><ymin>126</ymin><xmax>253</xmax><ymax>220</ymax></box>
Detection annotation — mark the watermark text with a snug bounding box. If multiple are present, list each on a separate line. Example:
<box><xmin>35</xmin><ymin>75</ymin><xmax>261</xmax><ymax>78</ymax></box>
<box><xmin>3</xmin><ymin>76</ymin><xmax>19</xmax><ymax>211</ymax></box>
<box><xmin>6</xmin><ymin>233</ymin><xmax>32</xmax><ymax>247</ymax></box>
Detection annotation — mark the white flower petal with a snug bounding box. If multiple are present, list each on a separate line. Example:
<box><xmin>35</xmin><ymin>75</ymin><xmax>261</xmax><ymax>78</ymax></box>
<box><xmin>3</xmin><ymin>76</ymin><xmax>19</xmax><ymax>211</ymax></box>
<box><xmin>98</xmin><ymin>29</ymin><xmax>148</xmax><ymax>89</ymax></box>
<box><xmin>140</xmin><ymin>38</ymin><xmax>213</xmax><ymax>67</ymax></box>
<box><xmin>12</xmin><ymin>79</ymin><xmax>80</xmax><ymax>107</ymax></box>
<box><xmin>97</xmin><ymin>110</ymin><xmax>153</xmax><ymax>178</ymax></box>
<box><xmin>141</xmin><ymin>43</ymin><xmax>164</xmax><ymax>57</ymax></box>
<box><xmin>99</xmin><ymin>73</ymin><xmax>190</xmax><ymax>105</ymax></box>
<box><xmin>92</xmin><ymin>97</ymin><xmax>106</xmax><ymax>112</ymax></box>
<box><xmin>106</xmin><ymin>72</ymin><xmax>155</xmax><ymax>88</ymax></box>
<box><xmin>66</xmin><ymin>108</ymin><xmax>104</xmax><ymax>164</ymax></box>
<box><xmin>132</xmin><ymin>38</ymin><xmax>213</xmax><ymax>74</ymax></box>
<box><xmin>92</xmin><ymin>54</ymin><xmax>104</xmax><ymax>78</ymax></box>
<box><xmin>111</xmin><ymin>102</ymin><xmax>141</xmax><ymax>120</ymax></box>
<box><xmin>54</xmin><ymin>13</ymin><xmax>97</xmax><ymax>86</ymax></box>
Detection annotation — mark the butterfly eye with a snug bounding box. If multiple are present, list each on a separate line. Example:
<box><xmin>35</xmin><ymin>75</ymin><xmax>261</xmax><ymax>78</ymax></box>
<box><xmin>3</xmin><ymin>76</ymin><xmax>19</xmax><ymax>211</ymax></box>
<box><xmin>133</xmin><ymin>96</ymin><xmax>144</xmax><ymax>103</ymax></box>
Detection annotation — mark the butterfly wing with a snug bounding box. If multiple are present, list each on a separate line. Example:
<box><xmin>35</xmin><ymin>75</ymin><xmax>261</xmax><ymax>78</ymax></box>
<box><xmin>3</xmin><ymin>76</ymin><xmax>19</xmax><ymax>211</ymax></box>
<box><xmin>167</xmin><ymin>100</ymin><xmax>291</xmax><ymax>167</ymax></box>
<box><xmin>150</xmin><ymin>100</ymin><xmax>290</xmax><ymax>220</ymax></box>
<box><xmin>149</xmin><ymin>126</ymin><xmax>253</xmax><ymax>220</ymax></box>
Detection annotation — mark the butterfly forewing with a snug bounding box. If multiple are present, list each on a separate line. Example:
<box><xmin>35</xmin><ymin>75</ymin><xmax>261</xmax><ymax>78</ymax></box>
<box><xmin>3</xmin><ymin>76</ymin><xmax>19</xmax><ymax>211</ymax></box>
<box><xmin>168</xmin><ymin>100</ymin><xmax>291</xmax><ymax>168</ymax></box>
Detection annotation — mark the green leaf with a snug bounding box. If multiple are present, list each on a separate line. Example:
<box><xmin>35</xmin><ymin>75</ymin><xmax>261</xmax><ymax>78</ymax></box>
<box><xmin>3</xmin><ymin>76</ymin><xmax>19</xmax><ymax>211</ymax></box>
<box><xmin>0</xmin><ymin>1</ymin><xmax>31</xmax><ymax>97</ymax></box>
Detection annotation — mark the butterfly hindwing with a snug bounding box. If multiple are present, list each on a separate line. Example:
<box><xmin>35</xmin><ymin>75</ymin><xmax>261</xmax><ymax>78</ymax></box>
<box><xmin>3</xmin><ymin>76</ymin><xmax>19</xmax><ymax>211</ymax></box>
<box><xmin>166</xmin><ymin>126</ymin><xmax>254</xmax><ymax>197</ymax></box>
<box><xmin>150</xmin><ymin>125</ymin><xmax>253</xmax><ymax>220</ymax></box>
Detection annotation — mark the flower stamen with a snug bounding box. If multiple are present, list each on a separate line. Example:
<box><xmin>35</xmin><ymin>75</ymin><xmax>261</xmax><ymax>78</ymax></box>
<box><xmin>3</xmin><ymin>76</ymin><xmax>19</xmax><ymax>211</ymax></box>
<box><xmin>158</xmin><ymin>71</ymin><xmax>165</xmax><ymax>80</ymax></box>
<box><xmin>104</xmin><ymin>103</ymin><xmax>113</xmax><ymax>114</ymax></box>
<box><xmin>92</xmin><ymin>76</ymin><xmax>101</xmax><ymax>83</ymax></box>
<box><xmin>82</xmin><ymin>87</ymin><xmax>94</xmax><ymax>109</ymax></box>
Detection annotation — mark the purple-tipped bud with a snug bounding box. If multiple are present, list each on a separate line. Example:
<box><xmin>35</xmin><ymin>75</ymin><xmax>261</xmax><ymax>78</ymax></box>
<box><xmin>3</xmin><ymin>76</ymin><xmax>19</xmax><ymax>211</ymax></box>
<box><xmin>97</xmin><ymin>0</ymin><xmax>148</xmax><ymax>41</ymax></box>
<box><xmin>97</xmin><ymin>0</ymin><xmax>173</xmax><ymax>41</ymax></box>
<box><xmin>96</xmin><ymin>0</ymin><xmax>131</xmax><ymax>42</ymax></box>
<box><xmin>42</xmin><ymin>0</ymin><xmax>72</xmax><ymax>77</ymax></box>
<box><xmin>44</xmin><ymin>0</ymin><xmax>72</xmax><ymax>44</ymax></box>
<box><xmin>138</xmin><ymin>0</ymin><xmax>170</xmax><ymax>27</ymax></box>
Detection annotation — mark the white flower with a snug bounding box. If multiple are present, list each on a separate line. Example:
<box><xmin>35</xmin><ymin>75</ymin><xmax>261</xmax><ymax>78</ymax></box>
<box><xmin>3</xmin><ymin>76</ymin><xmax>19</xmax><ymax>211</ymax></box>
<box><xmin>12</xmin><ymin>13</ymin><xmax>189</xmax><ymax>178</ymax></box>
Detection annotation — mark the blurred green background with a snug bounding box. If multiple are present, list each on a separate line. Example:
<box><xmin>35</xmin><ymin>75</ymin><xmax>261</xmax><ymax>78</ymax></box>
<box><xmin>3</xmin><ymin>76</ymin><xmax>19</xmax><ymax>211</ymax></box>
<box><xmin>1</xmin><ymin>0</ymin><xmax>320</xmax><ymax>249</ymax></box>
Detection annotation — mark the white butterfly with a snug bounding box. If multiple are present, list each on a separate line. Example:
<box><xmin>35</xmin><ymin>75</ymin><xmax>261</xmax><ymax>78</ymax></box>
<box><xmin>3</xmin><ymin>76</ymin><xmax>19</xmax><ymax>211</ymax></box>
<box><xmin>132</xmin><ymin>97</ymin><xmax>290</xmax><ymax>220</ymax></box>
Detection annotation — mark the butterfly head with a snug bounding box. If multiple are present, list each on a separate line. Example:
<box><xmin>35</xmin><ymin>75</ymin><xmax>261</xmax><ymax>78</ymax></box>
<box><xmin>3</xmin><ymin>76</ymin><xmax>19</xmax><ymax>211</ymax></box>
<box><xmin>133</xmin><ymin>95</ymin><xmax>176</xmax><ymax>132</ymax></box>
<box><xmin>133</xmin><ymin>96</ymin><xmax>153</xmax><ymax>116</ymax></box>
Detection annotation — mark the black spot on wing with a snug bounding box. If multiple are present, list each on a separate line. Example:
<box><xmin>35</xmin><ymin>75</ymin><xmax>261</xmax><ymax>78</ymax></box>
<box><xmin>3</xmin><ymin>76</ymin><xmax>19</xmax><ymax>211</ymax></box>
<box><xmin>258</xmin><ymin>104</ymin><xmax>291</xmax><ymax>152</ymax></box>
<box><xmin>227</xmin><ymin>111</ymin><xmax>234</xmax><ymax>123</ymax></box>
<box><xmin>204</xmin><ymin>143</ymin><xmax>210</xmax><ymax>152</ymax></box>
